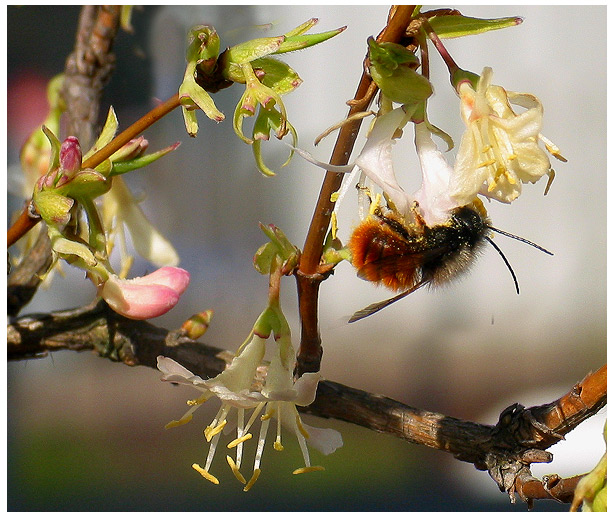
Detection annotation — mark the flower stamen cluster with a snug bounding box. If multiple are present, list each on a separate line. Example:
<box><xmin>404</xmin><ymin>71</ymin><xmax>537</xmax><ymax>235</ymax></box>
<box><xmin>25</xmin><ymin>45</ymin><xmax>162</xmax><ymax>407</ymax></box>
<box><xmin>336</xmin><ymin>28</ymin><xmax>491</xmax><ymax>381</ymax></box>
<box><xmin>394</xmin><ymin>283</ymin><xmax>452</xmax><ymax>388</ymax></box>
<box><xmin>158</xmin><ymin>271</ymin><xmax>342</xmax><ymax>490</ymax></box>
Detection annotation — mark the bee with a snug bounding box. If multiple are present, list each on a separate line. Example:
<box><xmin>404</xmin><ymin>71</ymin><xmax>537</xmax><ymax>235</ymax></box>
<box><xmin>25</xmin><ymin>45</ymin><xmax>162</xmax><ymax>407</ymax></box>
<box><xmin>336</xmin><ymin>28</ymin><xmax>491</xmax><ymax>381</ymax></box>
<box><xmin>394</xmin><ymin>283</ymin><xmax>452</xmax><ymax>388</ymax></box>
<box><xmin>347</xmin><ymin>200</ymin><xmax>552</xmax><ymax>322</ymax></box>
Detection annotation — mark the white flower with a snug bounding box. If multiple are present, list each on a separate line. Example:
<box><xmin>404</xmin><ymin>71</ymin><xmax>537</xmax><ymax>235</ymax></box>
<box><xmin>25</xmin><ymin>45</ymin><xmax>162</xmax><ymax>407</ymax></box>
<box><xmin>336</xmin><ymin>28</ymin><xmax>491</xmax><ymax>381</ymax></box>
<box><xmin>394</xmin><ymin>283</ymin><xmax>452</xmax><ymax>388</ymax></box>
<box><xmin>102</xmin><ymin>176</ymin><xmax>179</xmax><ymax>275</ymax></box>
<box><xmin>157</xmin><ymin>331</ymin><xmax>342</xmax><ymax>490</ymax></box>
<box><xmin>237</xmin><ymin>334</ymin><xmax>343</xmax><ymax>491</ymax></box>
<box><xmin>346</xmin><ymin>108</ymin><xmax>459</xmax><ymax>226</ymax></box>
<box><xmin>450</xmin><ymin>67</ymin><xmax>561</xmax><ymax>204</ymax></box>
<box><xmin>412</xmin><ymin>122</ymin><xmax>459</xmax><ymax>226</ymax></box>
<box><xmin>352</xmin><ymin>107</ymin><xmax>414</xmax><ymax>217</ymax></box>
<box><xmin>158</xmin><ymin>333</ymin><xmax>267</xmax><ymax>485</ymax></box>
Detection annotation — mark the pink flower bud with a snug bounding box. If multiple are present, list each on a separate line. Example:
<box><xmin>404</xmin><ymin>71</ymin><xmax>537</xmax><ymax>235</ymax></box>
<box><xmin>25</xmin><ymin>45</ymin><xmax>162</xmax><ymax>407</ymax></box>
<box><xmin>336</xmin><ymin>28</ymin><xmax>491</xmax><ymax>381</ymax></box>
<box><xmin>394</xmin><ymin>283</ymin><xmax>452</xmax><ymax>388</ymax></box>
<box><xmin>100</xmin><ymin>267</ymin><xmax>190</xmax><ymax>320</ymax></box>
<box><xmin>59</xmin><ymin>136</ymin><xmax>82</xmax><ymax>176</ymax></box>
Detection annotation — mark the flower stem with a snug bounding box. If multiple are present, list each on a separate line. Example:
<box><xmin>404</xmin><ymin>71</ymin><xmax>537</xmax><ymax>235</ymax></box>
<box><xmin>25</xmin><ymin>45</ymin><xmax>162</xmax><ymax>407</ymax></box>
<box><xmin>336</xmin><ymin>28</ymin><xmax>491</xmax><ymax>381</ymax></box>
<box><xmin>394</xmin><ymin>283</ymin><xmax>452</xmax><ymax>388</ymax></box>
<box><xmin>294</xmin><ymin>5</ymin><xmax>417</xmax><ymax>376</ymax></box>
<box><xmin>421</xmin><ymin>19</ymin><xmax>460</xmax><ymax>80</ymax></box>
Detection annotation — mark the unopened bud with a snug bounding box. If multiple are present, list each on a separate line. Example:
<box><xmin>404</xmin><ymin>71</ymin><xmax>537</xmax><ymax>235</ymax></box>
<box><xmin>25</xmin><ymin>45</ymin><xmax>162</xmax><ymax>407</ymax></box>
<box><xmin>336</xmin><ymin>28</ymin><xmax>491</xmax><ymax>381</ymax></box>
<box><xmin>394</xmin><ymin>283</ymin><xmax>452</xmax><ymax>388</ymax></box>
<box><xmin>181</xmin><ymin>310</ymin><xmax>214</xmax><ymax>340</ymax></box>
<box><xmin>59</xmin><ymin>136</ymin><xmax>82</xmax><ymax>176</ymax></box>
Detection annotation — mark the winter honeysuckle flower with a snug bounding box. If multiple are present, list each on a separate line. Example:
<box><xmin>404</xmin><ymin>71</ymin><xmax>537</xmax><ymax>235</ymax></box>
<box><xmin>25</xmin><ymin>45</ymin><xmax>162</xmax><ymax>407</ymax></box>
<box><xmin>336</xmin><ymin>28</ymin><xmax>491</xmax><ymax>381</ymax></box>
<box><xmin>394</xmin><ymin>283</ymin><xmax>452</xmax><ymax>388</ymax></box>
<box><xmin>157</xmin><ymin>331</ymin><xmax>268</xmax><ymax>485</ymax></box>
<box><xmin>238</xmin><ymin>328</ymin><xmax>343</xmax><ymax>491</ymax></box>
<box><xmin>451</xmin><ymin>67</ymin><xmax>564</xmax><ymax>205</ymax></box>
<box><xmin>100</xmin><ymin>266</ymin><xmax>190</xmax><ymax>320</ymax></box>
<box><xmin>320</xmin><ymin>107</ymin><xmax>457</xmax><ymax>226</ymax></box>
<box><xmin>412</xmin><ymin>121</ymin><xmax>460</xmax><ymax>226</ymax></box>
<box><xmin>25</xmin><ymin>106</ymin><xmax>181</xmax><ymax>294</ymax></box>
<box><xmin>157</xmin><ymin>308</ymin><xmax>342</xmax><ymax>490</ymax></box>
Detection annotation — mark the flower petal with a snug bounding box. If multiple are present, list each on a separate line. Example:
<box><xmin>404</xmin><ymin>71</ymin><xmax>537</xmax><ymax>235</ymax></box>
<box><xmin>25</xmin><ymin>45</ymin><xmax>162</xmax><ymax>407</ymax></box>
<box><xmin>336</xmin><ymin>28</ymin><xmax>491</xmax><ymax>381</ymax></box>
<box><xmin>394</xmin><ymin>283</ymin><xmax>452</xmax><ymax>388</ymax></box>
<box><xmin>157</xmin><ymin>356</ymin><xmax>208</xmax><ymax>385</ymax></box>
<box><xmin>292</xmin><ymin>372</ymin><xmax>321</xmax><ymax>406</ymax></box>
<box><xmin>303</xmin><ymin>422</ymin><xmax>344</xmax><ymax>456</ymax></box>
<box><xmin>355</xmin><ymin>107</ymin><xmax>413</xmax><ymax>215</ymax></box>
<box><xmin>412</xmin><ymin>123</ymin><xmax>457</xmax><ymax>226</ymax></box>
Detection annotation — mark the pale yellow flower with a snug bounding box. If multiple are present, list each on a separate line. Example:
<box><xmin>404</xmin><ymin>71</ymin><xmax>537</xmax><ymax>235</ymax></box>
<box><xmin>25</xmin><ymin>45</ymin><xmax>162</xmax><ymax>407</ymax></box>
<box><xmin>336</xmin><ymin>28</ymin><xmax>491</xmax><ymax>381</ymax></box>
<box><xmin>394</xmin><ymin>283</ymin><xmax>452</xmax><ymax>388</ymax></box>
<box><xmin>451</xmin><ymin>67</ymin><xmax>562</xmax><ymax>205</ymax></box>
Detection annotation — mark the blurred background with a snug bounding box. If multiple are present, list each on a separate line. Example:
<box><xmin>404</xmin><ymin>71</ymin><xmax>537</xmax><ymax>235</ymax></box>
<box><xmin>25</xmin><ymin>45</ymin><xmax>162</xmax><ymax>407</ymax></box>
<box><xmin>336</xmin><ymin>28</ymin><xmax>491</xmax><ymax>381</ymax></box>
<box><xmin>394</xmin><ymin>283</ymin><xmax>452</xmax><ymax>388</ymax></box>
<box><xmin>7</xmin><ymin>5</ymin><xmax>606</xmax><ymax>511</ymax></box>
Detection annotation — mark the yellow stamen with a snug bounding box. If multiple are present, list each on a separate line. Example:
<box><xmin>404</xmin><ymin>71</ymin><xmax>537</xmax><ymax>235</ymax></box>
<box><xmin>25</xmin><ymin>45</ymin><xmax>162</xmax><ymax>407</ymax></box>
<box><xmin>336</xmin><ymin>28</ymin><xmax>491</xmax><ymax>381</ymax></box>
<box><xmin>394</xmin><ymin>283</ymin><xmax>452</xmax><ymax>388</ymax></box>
<box><xmin>273</xmin><ymin>440</ymin><xmax>284</xmax><ymax>451</ymax></box>
<box><xmin>261</xmin><ymin>409</ymin><xmax>275</xmax><ymax>421</ymax></box>
<box><xmin>243</xmin><ymin>469</ymin><xmax>261</xmax><ymax>492</ymax></box>
<box><xmin>226</xmin><ymin>455</ymin><xmax>247</xmax><ymax>484</ymax></box>
<box><xmin>293</xmin><ymin>466</ymin><xmax>325</xmax><ymax>475</ymax></box>
<box><xmin>164</xmin><ymin>415</ymin><xmax>193</xmax><ymax>429</ymax></box>
<box><xmin>331</xmin><ymin>211</ymin><xmax>338</xmax><ymax>240</ymax></box>
<box><xmin>477</xmin><ymin>158</ymin><xmax>496</xmax><ymax>169</ymax></box>
<box><xmin>227</xmin><ymin>433</ymin><xmax>253</xmax><ymax>449</ymax></box>
<box><xmin>204</xmin><ymin>419</ymin><xmax>227</xmax><ymax>442</ymax></box>
<box><xmin>506</xmin><ymin>153</ymin><xmax>517</xmax><ymax>161</ymax></box>
<box><xmin>539</xmin><ymin>134</ymin><xmax>567</xmax><ymax>162</ymax></box>
<box><xmin>504</xmin><ymin>170</ymin><xmax>517</xmax><ymax>184</ymax></box>
<box><xmin>187</xmin><ymin>393</ymin><xmax>211</xmax><ymax>406</ymax></box>
<box><xmin>192</xmin><ymin>463</ymin><xmax>219</xmax><ymax>485</ymax></box>
<box><xmin>330</xmin><ymin>191</ymin><xmax>340</xmax><ymax>202</ymax></box>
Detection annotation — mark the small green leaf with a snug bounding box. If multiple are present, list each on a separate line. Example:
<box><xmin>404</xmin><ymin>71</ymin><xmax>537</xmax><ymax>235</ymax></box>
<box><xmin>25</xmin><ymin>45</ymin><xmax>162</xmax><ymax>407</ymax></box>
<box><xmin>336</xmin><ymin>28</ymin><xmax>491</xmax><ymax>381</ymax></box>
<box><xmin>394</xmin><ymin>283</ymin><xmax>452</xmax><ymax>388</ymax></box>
<box><xmin>33</xmin><ymin>190</ymin><xmax>74</xmax><ymax>225</ymax></box>
<box><xmin>41</xmin><ymin>125</ymin><xmax>61</xmax><ymax>174</ymax></box>
<box><xmin>283</xmin><ymin>18</ymin><xmax>318</xmax><ymax>38</ymax></box>
<box><xmin>178</xmin><ymin>65</ymin><xmax>225</xmax><ymax>123</ymax></box>
<box><xmin>84</xmin><ymin>107</ymin><xmax>119</xmax><ymax>160</ymax></box>
<box><xmin>109</xmin><ymin>142</ymin><xmax>180</xmax><ymax>176</ymax></box>
<box><xmin>368</xmin><ymin>38</ymin><xmax>432</xmax><ymax>105</ymax></box>
<box><xmin>56</xmin><ymin>170</ymin><xmax>112</xmax><ymax>200</ymax></box>
<box><xmin>181</xmin><ymin>106</ymin><xmax>200</xmax><ymax>137</ymax></box>
<box><xmin>186</xmin><ymin>25</ymin><xmax>220</xmax><ymax>63</ymax></box>
<box><xmin>253</xmin><ymin>241</ymin><xmax>278</xmax><ymax>274</ymax></box>
<box><xmin>428</xmin><ymin>15</ymin><xmax>522</xmax><ymax>39</ymax></box>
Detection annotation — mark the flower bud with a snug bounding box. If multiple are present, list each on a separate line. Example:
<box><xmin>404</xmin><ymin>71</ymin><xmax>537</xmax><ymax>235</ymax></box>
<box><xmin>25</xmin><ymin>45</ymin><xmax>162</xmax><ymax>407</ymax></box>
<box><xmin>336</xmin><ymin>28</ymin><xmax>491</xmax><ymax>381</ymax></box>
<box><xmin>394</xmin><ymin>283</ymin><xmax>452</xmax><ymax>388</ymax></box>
<box><xmin>368</xmin><ymin>37</ymin><xmax>433</xmax><ymax>105</ymax></box>
<box><xmin>181</xmin><ymin>310</ymin><xmax>214</xmax><ymax>340</ymax></box>
<box><xmin>100</xmin><ymin>266</ymin><xmax>190</xmax><ymax>320</ymax></box>
<box><xmin>59</xmin><ymin>136</ymin><xmax>82</xmax><ymax>177</ymax></box>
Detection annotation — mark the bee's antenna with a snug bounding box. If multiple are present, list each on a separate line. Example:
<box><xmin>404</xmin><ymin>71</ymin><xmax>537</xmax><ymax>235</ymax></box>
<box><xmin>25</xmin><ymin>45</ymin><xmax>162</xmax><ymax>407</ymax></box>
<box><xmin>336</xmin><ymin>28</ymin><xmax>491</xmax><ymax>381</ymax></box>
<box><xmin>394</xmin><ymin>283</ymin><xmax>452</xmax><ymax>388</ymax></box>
<box><xmin>486</xmin><ymin>226</ymin><xmax>553</xmax><ymax>256</ymax></box>
<box><xmin>484</xmin><ymin>236</ymin><xmax>520</xmax><ymax>294</ymax></box>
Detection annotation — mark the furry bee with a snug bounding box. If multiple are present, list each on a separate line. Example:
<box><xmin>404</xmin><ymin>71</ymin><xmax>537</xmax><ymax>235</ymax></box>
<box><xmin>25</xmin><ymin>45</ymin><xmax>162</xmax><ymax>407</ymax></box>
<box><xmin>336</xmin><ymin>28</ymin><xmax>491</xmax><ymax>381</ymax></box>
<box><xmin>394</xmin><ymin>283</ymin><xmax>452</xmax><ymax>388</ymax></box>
<box><xmin>347</xmin><ymin>201</ymin><xmax>551</xmax><ymax>322</ymax></box>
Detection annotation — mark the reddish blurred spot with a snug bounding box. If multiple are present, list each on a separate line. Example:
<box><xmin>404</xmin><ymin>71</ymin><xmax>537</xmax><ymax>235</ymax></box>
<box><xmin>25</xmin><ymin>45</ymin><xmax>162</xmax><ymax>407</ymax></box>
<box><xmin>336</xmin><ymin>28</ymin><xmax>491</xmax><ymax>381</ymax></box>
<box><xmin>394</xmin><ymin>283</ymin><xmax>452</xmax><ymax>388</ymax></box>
<box><xmin>7</xmin><ymin>70</ymin><xmax>53</xmax><ymax>150</ymax></box>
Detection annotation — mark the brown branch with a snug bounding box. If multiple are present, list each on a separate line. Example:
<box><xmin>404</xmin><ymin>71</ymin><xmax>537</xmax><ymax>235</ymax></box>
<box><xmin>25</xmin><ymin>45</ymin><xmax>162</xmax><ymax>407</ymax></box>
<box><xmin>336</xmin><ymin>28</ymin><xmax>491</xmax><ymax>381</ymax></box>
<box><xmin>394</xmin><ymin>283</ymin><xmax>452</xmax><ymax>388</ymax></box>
<box><xmin>295</xmin><ymin>5</ymin><xmax>417</xmax><ymax>376</ymax></box>
<box><xmin>7</xmin><ymin>228</ymin><xmax>53</xmax><ymax>317</ymax></box>
<box><xmin>6</xmin><ymin>203</ymin><xmax>40</xmax><ymax>249</ymax></box>
<box><xmin>7</xmin><ymin>303</ymin><xmax>606</xmax><ymax>508</ymax></box>
<box><xmin>62</xmin><ymin>5</ymin><xmax>121</xmax><ymax>149</ymax></box>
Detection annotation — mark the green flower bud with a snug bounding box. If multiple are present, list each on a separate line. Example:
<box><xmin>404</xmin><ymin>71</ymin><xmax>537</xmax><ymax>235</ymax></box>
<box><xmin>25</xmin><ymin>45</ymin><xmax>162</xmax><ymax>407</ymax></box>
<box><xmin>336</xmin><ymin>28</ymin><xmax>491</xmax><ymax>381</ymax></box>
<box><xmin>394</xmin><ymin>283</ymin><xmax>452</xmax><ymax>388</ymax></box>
<box><xmin>254</xmin><ymin>223</ymin><xmax>300</xmax><ymax>275</ymax></box>
<box><xmin>367</xmin><ymin>37</ymin><xmax>433</xmax><ymax>105</ymax></box>
<box><xmin>33</xmin><ymin>190</ymin><xmax>74</xmax><ymax>226</ymax></box>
